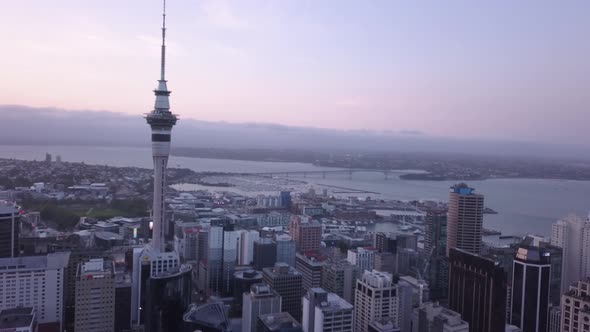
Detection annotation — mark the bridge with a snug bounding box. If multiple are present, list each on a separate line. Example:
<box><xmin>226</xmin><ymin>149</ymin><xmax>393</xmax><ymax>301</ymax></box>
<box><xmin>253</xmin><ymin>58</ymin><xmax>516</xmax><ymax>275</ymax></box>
<box><xmin>245</xmin><ymin>169</ymin><xmax>402</xmax><ymax>180</ymax></box>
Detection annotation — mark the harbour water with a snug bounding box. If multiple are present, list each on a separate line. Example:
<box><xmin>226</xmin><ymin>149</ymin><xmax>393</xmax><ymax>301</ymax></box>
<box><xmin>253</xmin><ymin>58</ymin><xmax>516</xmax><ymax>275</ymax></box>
<box><xmin>1</xmin><ymin>144</ymin><xmax>589</xmax><ymax>237</ymax></box>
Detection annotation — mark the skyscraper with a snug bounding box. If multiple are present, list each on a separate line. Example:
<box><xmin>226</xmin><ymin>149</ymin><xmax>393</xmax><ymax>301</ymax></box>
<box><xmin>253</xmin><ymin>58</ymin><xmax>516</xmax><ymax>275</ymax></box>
<box><xmin>560</xmin><ymin>279</ymin><xmax>590</xmax><ymax>332</ymax></box>
<box><xmin>448</xmin><ymin>248</ymin><xmax>506</xmax><ymax>332</ymax></box>
<box><xmin>446</xmin><ymin>183</ymin><xmax>484</xmax><ymax>256</ymax></box>
<box><xmin>347</xmin><ymin>247</ymin><xmax>376</xmax><ymax>273</ymax></box>
<box><xmin>242</xmin><ymin>283</ymin><xmax>282</xmax><ymax>332</ymax></box>
<box><xmin>321</xmin><ymin>260</ymin><xmax>358</xmax><ymax>304</ymax></box>
<box><xmin>289</xmin><ymin>216</ymin><xmax>322</xmax><ymax>253</ymax></box>
<box><xmin>0</xmin><ymin>252</ymin><xmax>70</xmax><ymax>331</ymax></box>
<box><xmin>0</xmin><ymin>201</ymin><xmax>20</xmax><ymax>258</ymax></box>
<box><xmin>423</xmin><ymin>209</ymin><xmax>449</xmax><ymax>301</ymax></box>
<box><xmin>302</xmin><ymin>288</ymin><xmax>353</xmax><ymax>332</ymax></box>
<box><xmin>354</xmin><ymin>270</ymin><xmax>399</xmax><ymax>332</ymax></box>
<box><xmin>74</xmin><ymin>258</ymin><xmax>115</xmax><ymax>332</ymax></box>
<box><xmin>551</xmin><ymin>214</ymin><xmax>590</xmax><ymax>294</ymax></box>
<box><xmin>510</xmin><ymin>246</ymin><xmax>551</xmax><ymax>332</ymax></box>
<box><xmin>239</xmin><ymin>230</ymin><xmax>260</xmax><ymax>265</ymax></box>
<box><xmin>275</xmin><ymin>234</ymin><xmax>297</xmax><ymax>267</ymax></box>
<box><xmin>254</xmin><ymin>238</ymin><xmax>278</xmax><ymax>270</ymax></box>
<box><xmin>296</xmin><ymin>252</ymin><xmax>327</xmax><ymax>293</ymax></box>
<box><xmin>375</xmin><ymin>232</ymin><xmax>397</xmax><ymax>254</ymax></box>
<box><xmin>263</xmin><ymin>263</ymin><xmax>304</xmax><ymax>322</ymax></box>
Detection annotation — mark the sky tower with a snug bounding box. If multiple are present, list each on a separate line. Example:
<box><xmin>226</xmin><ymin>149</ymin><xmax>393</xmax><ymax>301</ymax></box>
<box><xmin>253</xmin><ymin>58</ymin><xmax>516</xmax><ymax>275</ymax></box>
<box><xmin>132</xmin><ymin>1</ymin><xmax>183</xmax><ymax>326</ymax></box>
<box><xmin>145</xmin><ymin>0</ymin><xmax>177</xmax><ymax>252</ymax></box>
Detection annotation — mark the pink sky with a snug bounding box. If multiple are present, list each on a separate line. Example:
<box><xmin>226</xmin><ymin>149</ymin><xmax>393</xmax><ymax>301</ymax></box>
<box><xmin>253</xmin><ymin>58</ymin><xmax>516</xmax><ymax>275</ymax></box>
<box><xmin>1</xmin><ymin>0</ymin><xmax>589</xmax><ymax>143</ymax></box>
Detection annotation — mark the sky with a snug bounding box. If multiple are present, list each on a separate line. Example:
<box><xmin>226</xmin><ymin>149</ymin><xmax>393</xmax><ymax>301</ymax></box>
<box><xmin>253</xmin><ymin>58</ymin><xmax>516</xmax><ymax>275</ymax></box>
<box><xmin>1</xmin><ymin>0</ymin><xmax>589</xmax><ymax>144</ymax></box>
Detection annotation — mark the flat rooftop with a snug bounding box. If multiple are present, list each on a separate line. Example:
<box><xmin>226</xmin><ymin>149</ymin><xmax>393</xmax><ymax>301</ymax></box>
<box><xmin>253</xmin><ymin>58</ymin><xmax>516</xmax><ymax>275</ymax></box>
<box><xmin>0</xmin><ymin>307</ymin><xmax>34</xmax><ymax>328</ymax></box>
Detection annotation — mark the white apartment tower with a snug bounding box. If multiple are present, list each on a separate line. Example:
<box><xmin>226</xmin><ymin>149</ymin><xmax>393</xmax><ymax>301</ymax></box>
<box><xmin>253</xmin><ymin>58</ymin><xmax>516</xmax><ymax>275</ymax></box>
<box><xmin>560</xmin><ymin>278</ymin><xmax>590</xmax><ymax>332</ymax></box>
<box><xmin>239</xmin><ymin>230</ymin><xmax>260</xmax><ymax>265</ymax></box>
<box><xmin>0</xmin><ymin>252</ymin><xmax>70</xmax><ymax>330</ymax></box>
<box><xmin>354</xmin><ymin>270</ymin><xmax>399</xmax><ymax>332</ymax></box>
<box><xmin>551</xmin><ymin>214</ymin><xmax>590</xmax><ymax>293</ymax></box>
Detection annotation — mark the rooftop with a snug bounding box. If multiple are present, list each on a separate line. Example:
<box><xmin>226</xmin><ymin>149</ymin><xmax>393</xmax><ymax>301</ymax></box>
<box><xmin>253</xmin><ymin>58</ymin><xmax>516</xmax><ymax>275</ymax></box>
<box><xmin>264</xmin><ymin>262</ymin><xmax>301</xmax><ymax>277</ymax></box>
<box><xmin>0</xmin><ymin>252</ymin><xmax>70</xmax><ymax>271</ymax></box>
<box><xmin>258</xmin><ymin>312</ymin><xmax>301</xmax><ymax>331</ymax></box>
<box><xmin>0</xmin><ymin>307</ymin><xmax>34</xmax><ymax>328</ymax></box>
<box><xmin>317</xmin><ymin>293</ymin><xmax>353</xmax><ymax>312</ymax></box>
<box><xmin>0</xmin><ymin>201</ymin><xmax>19</xmax><ymax>215</ymax></box>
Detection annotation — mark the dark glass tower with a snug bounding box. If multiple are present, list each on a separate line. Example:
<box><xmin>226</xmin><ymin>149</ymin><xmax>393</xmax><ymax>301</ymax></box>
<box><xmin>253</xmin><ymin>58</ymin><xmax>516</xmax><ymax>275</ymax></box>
<box><xmin>0</xmin><ymin>202</ymin><xmax>19</xmax><ymax>258</ymax></box>
<box><xmin>145</xmin><ymin>264</ymin><xmax>192</xmax><ymax>332</ymax></box>
<box><xmin>510</xmin><ymin>246</ymin><xmax>551</xmax><ymax>332</ymax></box>
<box><xmin>253</xmin><ymin>239</ymin><xmax>278</xmax><ymax>270</ymax></box>
<box><xmin>448</xmin><ymin>248</ymin><xmax>506</xmax><ymax>332</ymax></box>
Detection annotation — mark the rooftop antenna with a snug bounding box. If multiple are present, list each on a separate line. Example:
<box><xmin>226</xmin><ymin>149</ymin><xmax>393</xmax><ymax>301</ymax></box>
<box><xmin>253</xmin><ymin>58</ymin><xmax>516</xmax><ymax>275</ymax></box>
<box><xmin>160</xmin><ymin>0</ymin><xmax>167</xmax><ymax>81</ymax></box>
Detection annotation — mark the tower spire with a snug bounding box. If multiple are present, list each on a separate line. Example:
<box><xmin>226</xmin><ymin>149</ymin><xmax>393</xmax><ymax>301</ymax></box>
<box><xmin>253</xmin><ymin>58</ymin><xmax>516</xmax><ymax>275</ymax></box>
<box><xmin>160</xmin><ymin>0</ymin><xmax>167</xmax><ymax>81</ymax></box>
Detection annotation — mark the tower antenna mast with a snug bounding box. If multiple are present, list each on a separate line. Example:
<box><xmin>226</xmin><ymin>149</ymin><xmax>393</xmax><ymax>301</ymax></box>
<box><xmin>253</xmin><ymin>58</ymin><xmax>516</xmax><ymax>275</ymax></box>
<box><xmin>160</xmin><ymin>0</ymin><xmax>167</xmax><ymax>81</ymax></box>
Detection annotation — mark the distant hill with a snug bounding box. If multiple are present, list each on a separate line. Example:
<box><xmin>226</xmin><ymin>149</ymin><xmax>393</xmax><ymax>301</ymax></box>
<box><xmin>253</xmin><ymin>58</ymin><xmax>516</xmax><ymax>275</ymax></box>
<box><xmin>1</xmin><ymin>104</ymin><xmax>588</xmax><ymax>161</ymax></box>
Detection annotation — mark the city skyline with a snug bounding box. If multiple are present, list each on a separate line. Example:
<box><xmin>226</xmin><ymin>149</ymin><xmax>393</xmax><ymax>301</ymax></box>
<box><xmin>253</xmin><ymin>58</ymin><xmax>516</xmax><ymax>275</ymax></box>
<box><xmin>2</xmin><ymin>0</ymin><xmax>589</xmax><ymax>144</ymax></box>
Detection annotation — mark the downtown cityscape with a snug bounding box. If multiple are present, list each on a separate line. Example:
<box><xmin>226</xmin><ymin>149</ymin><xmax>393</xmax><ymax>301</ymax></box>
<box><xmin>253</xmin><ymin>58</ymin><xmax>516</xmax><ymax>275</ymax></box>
<box><xmin>1</xmin><ymin>1</ymin><xmax>589</xmax><ymax>332</ymax></box>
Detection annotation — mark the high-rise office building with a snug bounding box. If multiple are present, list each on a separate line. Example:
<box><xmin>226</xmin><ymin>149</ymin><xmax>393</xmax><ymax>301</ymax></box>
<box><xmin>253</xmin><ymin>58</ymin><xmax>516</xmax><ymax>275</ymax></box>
<box><xmin>263</xmin><ymin>263</ymin><xmax>303</xmax><ymax>322</ymax></box>
<box><xmin>347</xmin><ymin>247</ymin><xmax>376</xmax><ymax>273</ymax></box>
<box><xmin>234</xmin><ymin>269</ymin><xmax>264</xmax><ymax>312</ymax></box>
<box><xmin>302</xmin><ymin>288</ymin><xmax>353</xmax><ymax>332</ymax></box>
<box><xmin>0</xmin><ymin>252</ymin><xmax>70</xmax><ymax>331</ymax></box>
<box><xmin>398</xmin><ymin>275</ymin><xmax>429</xmax><ymax>331</ymax></box>
<box><xmin>448</xmin><ymin>248</ymin><xmax>506</xmax><ymax>332</ymax></box>
<box><xmin>74</xmin><ymin>258</ymin><xmax>115</xmax><ymax>332</ymax></box>
<box><xmin>411</xmin><ymin>302</ymin><xmax>469</xmax><ymax>332</ymax></box>
<box><xmin>0</xmin><ymin>201</ymin><xmax>19</xmax><ymax>258</ymax></box>
<box><xmin>275</xmin><ymin>234</ymin><xmax>297</xmax><ymax>267</ymax></box>
<box><xmin>321</xmin><ymin>259</ymin><xmax>358</xmax><ymax>304</ymax></box>
<box><xmin>374</xmin><ymin>252</ymin><xmax>396</xmax><ymax>275</ymax></box>
<box><xmin>254</xmin><ymin>238</ymin><xmax>278</xmax><ymax>271</ymax></box>
<box><xmin>424</xmin><ymin>210</ymin><xmax>447</xmax><ymax>257</ymax></box>
<box><xmin>354</xmin><ymin>270</ymin><xmax>399</xmax><ymax>332</ymax></box>
<box><xmin>551</xmin><ymin>214</ymin><xmax>590</xmax><ymax>293</ymax></box>
<box><xmin>375</xmin><ymin>232</ymin><xmax>397</xmax><ymax>254</ymax></box>
<box><xmin>560</xmin><ymin>278</ymin><xmax>590</xmax><ymax>332</ymax></box>
<box><xmin>512</xmin><ymin>236</ymin><xmax>563</xmax><ymax>308</ymax></box>
<box><xmin>446</xmin><ymin>183</ymin><xmax>484</xmax><ymax>256</ymax></box>
<box><xmin>548</xmin><ymin>307</ymin><xmax>561</xmax><ymax>332</ymax></box>
<box><xmin>145</xmin><ymin>264</ymin><xmax>192</xmax><ymax>332</ymax></box>
<box><xmin>240</xmin><ymin>230</ymin><xmax>260</xmax><ymax>265</ymax></box>
<box><xmin>63</xmin><ymin>249</ymin><xmax>103</xmax><ymax>332</ymax></box>
<box><xmin>289</xmin><ymin>216</ymin><xmax>322</xmax><ymax>253</ymax></box>
<box><xmin>115</xmin><ymin>272</ymin><xmax>132</xmax><ymax>332</ymax></box>
<box><xmin>222</xmin><ymin>229</ymin><xmax>241</xmax><ymax>295</ymax></box>
<box><xmin>242</xmin><ymin>283</ymin><xmax>282</xmax><ymax>332</ymax></box>
<box><xmin>510</xmin><ymin>246</ymin><xmax>551</xmax><ymax>332</ymax></box>
<box><xmin>296</xmin><ymin>252</ymin><xmax>327</xmax><ymax>293</ymax></box>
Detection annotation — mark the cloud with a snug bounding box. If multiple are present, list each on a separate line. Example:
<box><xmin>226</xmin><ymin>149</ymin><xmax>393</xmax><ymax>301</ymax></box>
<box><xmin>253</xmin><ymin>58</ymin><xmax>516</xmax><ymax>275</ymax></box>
<box><xmin>200</xmin><ymin>0</ymin><xmax>252</xmax><ymax>30</ymax></box>
<box><xmin>335</xmin><ymin>97</ymin><xmax>371</xmax><ymax>109</ymax></box>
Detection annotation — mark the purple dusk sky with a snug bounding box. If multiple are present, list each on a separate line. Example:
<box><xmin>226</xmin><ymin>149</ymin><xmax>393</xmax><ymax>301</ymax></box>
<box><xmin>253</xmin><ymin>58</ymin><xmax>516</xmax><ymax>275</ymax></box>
<box><xmin>1</xmin><ymin>0</ymin><xmax>589</xmax><ymax>143</ymax></box>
